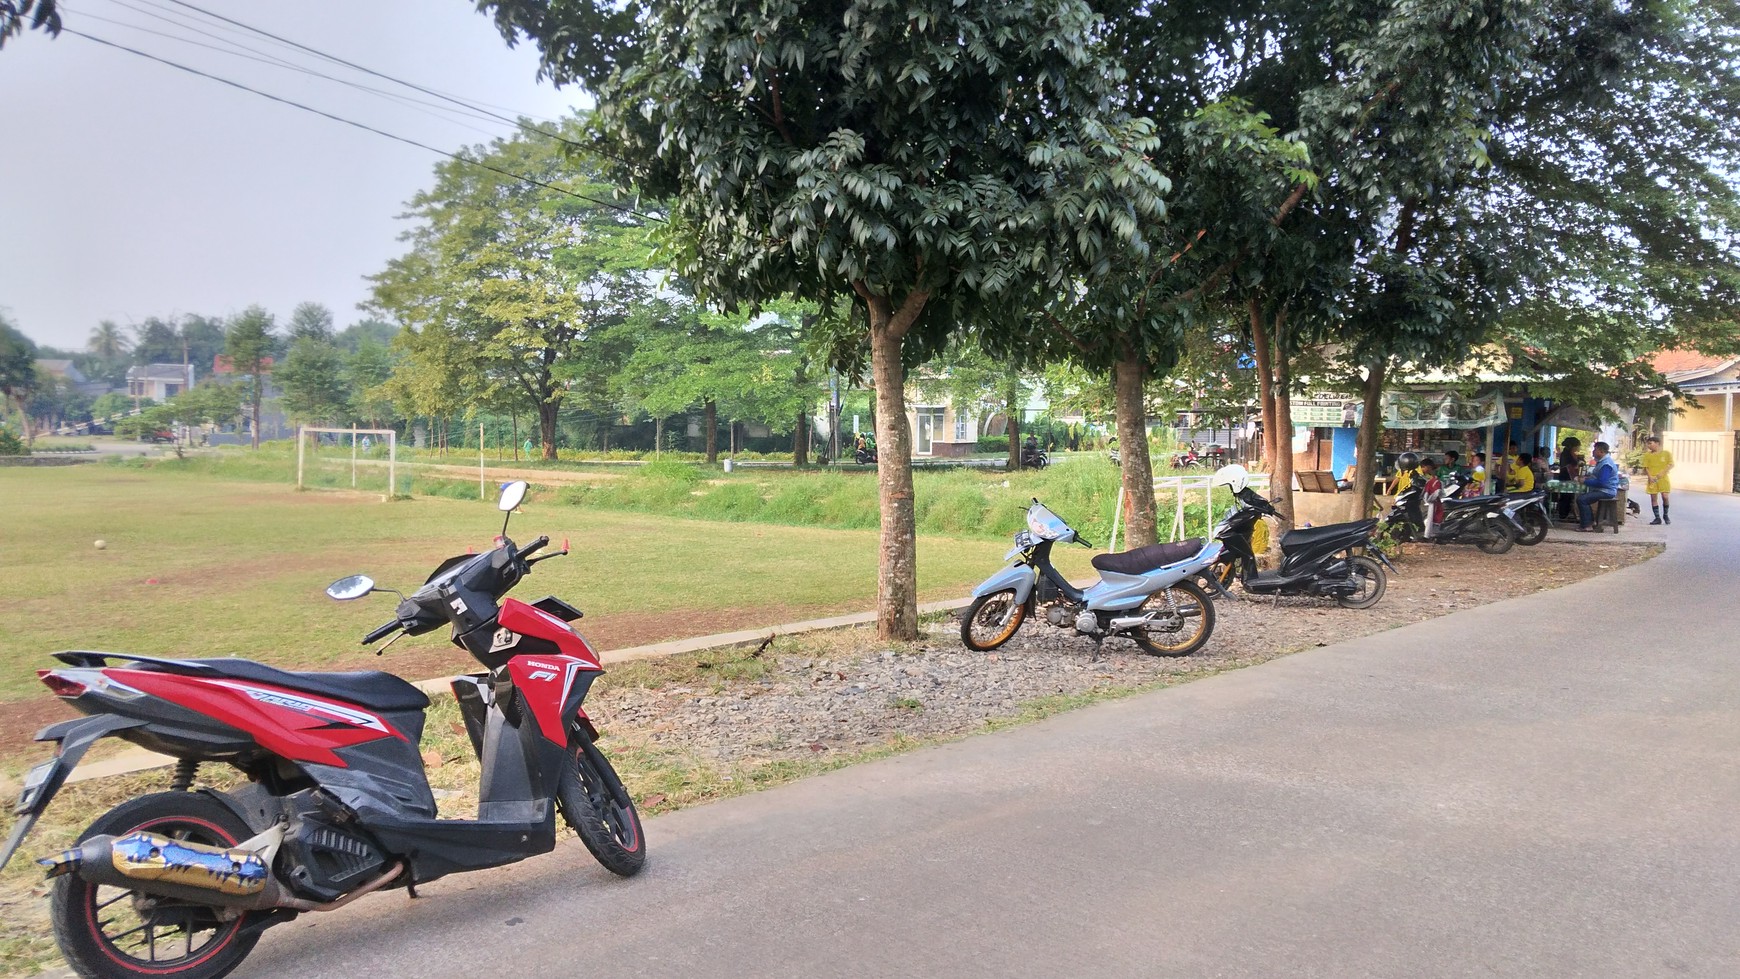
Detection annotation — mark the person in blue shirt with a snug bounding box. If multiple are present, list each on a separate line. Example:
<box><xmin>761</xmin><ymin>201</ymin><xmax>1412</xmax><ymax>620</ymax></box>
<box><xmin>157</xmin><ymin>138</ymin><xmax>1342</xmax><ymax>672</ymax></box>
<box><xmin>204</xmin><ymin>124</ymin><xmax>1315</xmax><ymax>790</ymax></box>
<box><xmin>1575</xmin><ymin>441</ymin><xmax>1621</xmax><ymax>531</ymax></box>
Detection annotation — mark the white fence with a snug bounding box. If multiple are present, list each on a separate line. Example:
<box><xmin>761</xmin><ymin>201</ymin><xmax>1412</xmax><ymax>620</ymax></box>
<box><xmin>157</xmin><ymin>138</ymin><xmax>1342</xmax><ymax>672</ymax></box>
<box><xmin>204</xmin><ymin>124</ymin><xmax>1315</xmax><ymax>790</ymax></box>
<box><xmin>1661</xmin><ymin>431</ymin><xmax>1736</xmax><ymax>493</ymax></box>
<box><xmin>1108</xmin><ymin>473</ymin><xmax>1273</xmax><ymax>550</ymax></box>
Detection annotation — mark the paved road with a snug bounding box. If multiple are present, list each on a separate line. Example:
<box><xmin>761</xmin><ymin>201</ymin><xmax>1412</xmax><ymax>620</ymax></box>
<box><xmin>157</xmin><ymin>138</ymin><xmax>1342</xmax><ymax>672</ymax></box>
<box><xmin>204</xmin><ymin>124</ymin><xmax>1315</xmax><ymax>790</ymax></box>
<box><xmin>237</xmin><ymin>493</ymin><xmax>1739</xmax><ymax>979</ymax></box>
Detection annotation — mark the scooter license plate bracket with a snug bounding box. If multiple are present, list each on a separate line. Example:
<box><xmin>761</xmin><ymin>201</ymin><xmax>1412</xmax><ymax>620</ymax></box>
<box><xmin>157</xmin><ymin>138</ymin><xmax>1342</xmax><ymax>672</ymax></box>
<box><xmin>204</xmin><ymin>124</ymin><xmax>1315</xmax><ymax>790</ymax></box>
<box><xmin>14</xmin><ymin>760</ymin><xmax>55</xmax><ymax>816</ymax></box>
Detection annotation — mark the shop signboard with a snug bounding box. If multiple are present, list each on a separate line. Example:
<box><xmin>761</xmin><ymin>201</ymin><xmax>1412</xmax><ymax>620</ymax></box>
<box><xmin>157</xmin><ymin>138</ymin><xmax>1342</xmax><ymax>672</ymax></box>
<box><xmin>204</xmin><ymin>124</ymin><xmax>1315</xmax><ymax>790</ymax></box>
<box><xmin>1380</xmin><ymin>389</ymin><xmax>1505</xmax><ymax>430</ymax></box>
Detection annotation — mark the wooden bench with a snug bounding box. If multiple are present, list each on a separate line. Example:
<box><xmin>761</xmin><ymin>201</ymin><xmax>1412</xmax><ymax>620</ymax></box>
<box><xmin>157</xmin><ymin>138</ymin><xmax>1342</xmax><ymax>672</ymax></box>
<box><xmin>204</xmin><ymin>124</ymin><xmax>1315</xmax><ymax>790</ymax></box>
<box><xmin>1297</xmin><ymin>470</ymin><xmax>1340</xmax><ymax>493</ymax></box>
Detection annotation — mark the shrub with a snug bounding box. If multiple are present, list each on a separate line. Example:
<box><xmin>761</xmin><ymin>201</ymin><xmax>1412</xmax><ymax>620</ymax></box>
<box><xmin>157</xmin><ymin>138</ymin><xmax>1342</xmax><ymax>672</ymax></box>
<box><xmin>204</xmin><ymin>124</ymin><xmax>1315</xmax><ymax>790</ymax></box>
<box><xmin>976</xmin><ymin>436</ymin><xmax>1009</xmax><ymax>453</ymax></box>
<box><xmin>640</xmin><ymin>459</ymin><xmax>702</xmax><ymax>483</ymax></box>
<box><xmin>0</xmin><ymin>425</ymin><xmax>27</xmax><ymax>456</ymax></box>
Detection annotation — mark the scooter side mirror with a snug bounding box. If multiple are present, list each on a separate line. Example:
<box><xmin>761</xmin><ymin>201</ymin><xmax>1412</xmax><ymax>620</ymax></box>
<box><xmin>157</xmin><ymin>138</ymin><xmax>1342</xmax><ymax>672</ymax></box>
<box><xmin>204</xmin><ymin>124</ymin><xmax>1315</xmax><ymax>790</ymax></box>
<box><xmin>326</xmin><ymin>575</ymin><xmax>375</xmax><ymax>601</ymax></box>
<box><xmin>498</xmin><ymin>481</ymin><xmax>529</xmax><ymax>512</ymax></box>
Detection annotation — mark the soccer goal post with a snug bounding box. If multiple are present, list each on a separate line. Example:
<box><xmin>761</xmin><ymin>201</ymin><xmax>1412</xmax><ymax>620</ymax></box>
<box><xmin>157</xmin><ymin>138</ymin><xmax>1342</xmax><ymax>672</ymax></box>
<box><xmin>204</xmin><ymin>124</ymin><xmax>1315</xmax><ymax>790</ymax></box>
<box><xmin>297</xmin><ymin>426</ymin><xmax>398</xmax><ymax>500</ymax></box>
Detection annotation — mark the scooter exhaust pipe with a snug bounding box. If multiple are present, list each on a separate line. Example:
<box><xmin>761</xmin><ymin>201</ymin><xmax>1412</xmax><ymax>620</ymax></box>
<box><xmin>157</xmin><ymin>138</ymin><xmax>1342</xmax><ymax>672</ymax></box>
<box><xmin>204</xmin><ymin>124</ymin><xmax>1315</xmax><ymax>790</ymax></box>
<box><xmin>39</xmin><ymin>833</ymin><xmax>402</xmax><ymax>913</ymax></box>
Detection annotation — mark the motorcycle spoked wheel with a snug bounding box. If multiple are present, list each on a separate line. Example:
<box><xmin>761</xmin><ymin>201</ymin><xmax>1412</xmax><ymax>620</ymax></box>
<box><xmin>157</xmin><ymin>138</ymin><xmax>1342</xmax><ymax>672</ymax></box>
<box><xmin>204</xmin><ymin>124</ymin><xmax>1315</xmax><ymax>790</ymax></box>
<box><xmin>51</xmin><ymin>793</ymin><xmax>262</xmax><ymax>979</ymax></box>
<box><xmin>960</xmin><ymin>589</ymin><xmax>1027</xmax><ymax>651</ymax></box>
<box><xmin>557</xmin><ymin>730</ymin><xmax>647</xmax><ymax>877</ymax></box>
<box><xmin>1334</xmin><ymin>555</ymin><xmax>1388</xmax><ymax>609</ymax></box>
<box><xmin>1516</xmin><ymin>509</ymin><xmax>1550</xmax><ymax>546</ymax></box>
<box><xmin>1126</xmin><ymin>578</ymin><xmax>1217</xmax><ymax>657</ymax></box>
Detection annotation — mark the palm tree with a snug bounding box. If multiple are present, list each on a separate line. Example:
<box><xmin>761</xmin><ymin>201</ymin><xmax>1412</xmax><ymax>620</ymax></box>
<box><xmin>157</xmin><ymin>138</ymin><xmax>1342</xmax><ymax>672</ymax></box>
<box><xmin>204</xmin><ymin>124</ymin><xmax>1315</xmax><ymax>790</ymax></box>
<box><xmin>88</xmin><ymin>320</ymin><xmax>129</xmax><ymax>361</ymax></box>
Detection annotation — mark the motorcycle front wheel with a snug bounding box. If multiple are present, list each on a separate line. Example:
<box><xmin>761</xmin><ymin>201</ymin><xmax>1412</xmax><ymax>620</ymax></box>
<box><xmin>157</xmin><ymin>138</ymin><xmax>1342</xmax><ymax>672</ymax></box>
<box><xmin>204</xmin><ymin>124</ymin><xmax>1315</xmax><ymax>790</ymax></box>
<box><xmin>558</xmin><ymin>730</ymin><xmax>646</xmax><ymax>877</ymax></box>
<box><xmin>1476</xmin><ymin>519</ymin><xmax>1518</xmax><ymax>555</ymax></box>
<box><xmin>960</xmin><ymin>589</ymin><xmax>1027</xmax><ymax>651</ymax></box>
<box><xmin>51</xmin><ymin>792</ymin><xmax>262</xmax><ymax>979</ymax></box>
<box><xmin>1516</xmin><ymin>509</ymin><xmax>1550</xmax><ymax>546</ymax></box>
<box><xmin>1129</xmin><ymin>578</ymin><xmax>1216</xmax><ymax>657</ymax></box>
<box><xmin>1335</xmin><ymin>555</ymin><xmax>1387</xmax><ymax>609</ymax></box>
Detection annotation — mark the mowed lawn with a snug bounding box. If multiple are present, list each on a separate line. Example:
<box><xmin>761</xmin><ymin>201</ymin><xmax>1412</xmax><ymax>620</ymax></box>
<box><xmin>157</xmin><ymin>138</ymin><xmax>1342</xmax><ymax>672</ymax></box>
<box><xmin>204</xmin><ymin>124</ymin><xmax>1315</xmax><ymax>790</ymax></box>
<box><xmin>0</xmin><ymin>465</ymin><xmax>1096</xmax><ymax>704</ymax></box>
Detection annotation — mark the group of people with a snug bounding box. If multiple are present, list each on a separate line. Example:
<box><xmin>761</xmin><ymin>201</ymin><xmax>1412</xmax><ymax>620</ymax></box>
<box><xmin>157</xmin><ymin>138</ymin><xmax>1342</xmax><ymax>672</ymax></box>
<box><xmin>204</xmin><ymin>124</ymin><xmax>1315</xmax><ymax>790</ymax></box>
<box><xmin>1387</xmin><ymin>434</ymin><xmax>1674</xmax><ymax>531</ymax></box>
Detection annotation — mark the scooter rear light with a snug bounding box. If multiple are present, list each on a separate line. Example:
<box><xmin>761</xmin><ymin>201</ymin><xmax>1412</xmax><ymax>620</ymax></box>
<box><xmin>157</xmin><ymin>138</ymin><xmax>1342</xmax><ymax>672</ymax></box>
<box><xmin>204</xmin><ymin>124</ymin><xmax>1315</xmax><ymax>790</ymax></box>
<box><xmin>38</xmin><ymin>671</ymin><xmax>88</xmax><ymax>699</ymax></box>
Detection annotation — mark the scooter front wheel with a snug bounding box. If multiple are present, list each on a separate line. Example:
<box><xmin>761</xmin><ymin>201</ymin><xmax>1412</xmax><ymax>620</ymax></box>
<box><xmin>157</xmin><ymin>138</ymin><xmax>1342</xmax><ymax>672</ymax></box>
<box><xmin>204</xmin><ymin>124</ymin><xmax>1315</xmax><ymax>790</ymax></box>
<box><xmin>558</xmin><ymin>730</ymin><xmax>646</xmax><ymax>877</ymax></box>
<box><xmin>1129</xmin><ymin>578</ymin><xmax>1216</xmax><ymax>657</ymax></box>
<box><xmin>960</xmin><ymin>589</ymin><xmax>1027</xmax><ymax>651</ymax></box>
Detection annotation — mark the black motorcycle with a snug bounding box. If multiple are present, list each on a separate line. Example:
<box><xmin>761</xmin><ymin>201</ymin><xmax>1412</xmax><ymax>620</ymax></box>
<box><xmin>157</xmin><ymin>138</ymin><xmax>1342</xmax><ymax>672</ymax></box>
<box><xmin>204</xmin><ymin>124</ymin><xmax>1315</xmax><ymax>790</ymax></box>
<box><xmin>1208</xmin><ymin>483</ymin><xmax>1391</xmax><ymax>608</ymax></box>
<box><xmin>854</xmin><ymin>437</ymin><xmax>878</xmax><ymax>465</ymax></box>
<box><xmin>1020</xmin><ymin>445</ymin><xmax>1049</xmax><ymax>470</ymax></box>
<box><xmin>1442</xmin><ymin>476</ymin><xmax>1551</xmax><ymax>546</ymax></box>
<box><xmin>1385</xmin><ymin>478</ymin><xmax>1523</xmax><ymax>553</ymax></box>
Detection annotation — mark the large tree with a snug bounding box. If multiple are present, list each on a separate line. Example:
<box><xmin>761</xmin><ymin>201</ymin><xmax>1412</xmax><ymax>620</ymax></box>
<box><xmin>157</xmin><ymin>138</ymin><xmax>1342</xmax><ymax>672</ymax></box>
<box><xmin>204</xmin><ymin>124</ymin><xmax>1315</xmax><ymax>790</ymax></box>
<box><xmin>368</xmin><ymin>119</ymin><xmax>656</xmax><ymax>460</ymax></box>
<box><xmin>0</xmin><ymin>0</ymin><xmax>56</xmax><ymax>48</ymax></box>
<box><xmin>484</xmin><ymin>0</ymin><xmax>1170</xmax><ymax>638</ymax></box>
<box><xmin>225</xmin><ymin>306</ymin><xmax>276</xmax><ymax>449</ymax></box>
<box><xmin>0</xmin><ymin>313</ymin><xmax>38</xmax><ymax>442</ymax></box>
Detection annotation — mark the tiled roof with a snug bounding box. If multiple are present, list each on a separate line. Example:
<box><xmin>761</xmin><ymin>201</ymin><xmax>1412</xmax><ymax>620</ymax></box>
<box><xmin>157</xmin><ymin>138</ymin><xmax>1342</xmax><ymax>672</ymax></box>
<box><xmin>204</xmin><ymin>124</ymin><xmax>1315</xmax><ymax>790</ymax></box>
<box><xmin>1651</xmin><ymin>350</ymin><xmax>1738</xmax><ymax>380</ymax></box>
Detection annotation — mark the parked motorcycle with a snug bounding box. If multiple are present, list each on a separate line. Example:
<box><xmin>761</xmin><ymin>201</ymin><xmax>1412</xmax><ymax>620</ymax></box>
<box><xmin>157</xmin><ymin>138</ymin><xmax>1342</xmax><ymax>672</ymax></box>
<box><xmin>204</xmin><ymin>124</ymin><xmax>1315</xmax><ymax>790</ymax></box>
<box><xmin>1</xmin><ymin>481</ymin><xmax>644</xmax><ymax>979</ymax></box>
<box><xmin>854</xmin><ymin>435</ymin><xmax>878</xmax><ymax>465</ymax></box>
<box><xmin>1020</xmin><ymin>444</ymin><xmax>1049</xmax><ymax>469</ymax></box>
<box><xmin>1206</xmin><ymin>465</ymin><xmax>1391</xmax><ymax>608</ymax></box>
<box><xmin>961</xmin><ymin>499</ymin><xmax>1223</xmax><ymax>656</ymax></box>
<box><xmin>1170</xmin><ymin>446</ymin><xmax>1200</xmax><ymax>469</ymax></box>
<box><xmin>1383</xmin><ymin>455</ymin><xmax>1522</xmax><ymax>554</ymax></box>
<box><xmin>1442</xmin><ymin>476</ymin><xmax>1551</xmax><ymax>546</ymax></box>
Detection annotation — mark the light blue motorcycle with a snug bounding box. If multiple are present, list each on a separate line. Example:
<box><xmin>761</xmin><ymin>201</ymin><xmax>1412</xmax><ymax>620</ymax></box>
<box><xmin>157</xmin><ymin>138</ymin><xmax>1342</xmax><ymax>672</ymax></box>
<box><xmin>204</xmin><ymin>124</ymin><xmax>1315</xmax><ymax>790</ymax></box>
<box><xmin>961</xmin><ymin>499</ymin><xmax>1223</xmax><ymax>656</ymax></box>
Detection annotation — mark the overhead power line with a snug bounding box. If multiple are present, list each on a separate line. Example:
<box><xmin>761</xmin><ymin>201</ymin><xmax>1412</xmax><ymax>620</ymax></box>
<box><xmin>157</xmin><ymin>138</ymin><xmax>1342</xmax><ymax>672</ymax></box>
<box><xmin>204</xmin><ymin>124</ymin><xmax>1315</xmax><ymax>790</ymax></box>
<box><xmin>154</xmin><ymin>0</ymin><xmax>596</xmax><ymax>154</ymax></box>
<box><xmin>63</xmin><ymin>28</ymin><xmax>664</xmax><ymax>223</ymax></box>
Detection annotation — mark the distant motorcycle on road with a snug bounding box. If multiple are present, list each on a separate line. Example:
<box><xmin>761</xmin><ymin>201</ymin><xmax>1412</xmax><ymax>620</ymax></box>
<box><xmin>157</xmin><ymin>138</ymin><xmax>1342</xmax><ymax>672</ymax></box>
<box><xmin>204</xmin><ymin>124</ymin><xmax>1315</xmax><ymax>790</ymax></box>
<box><xmin>962</xmin><ymin>499</ymin><xmax>1222</xmax><ymax>657</ymax></box>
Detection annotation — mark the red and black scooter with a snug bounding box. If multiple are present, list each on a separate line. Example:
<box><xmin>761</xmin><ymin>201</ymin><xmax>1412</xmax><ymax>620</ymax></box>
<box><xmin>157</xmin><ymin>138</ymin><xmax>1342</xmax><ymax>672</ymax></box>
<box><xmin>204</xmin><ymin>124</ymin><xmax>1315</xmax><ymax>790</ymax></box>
<box><xmin>0</xmin><ymin>481</ymin><xmax>644</xmax><ymax>979</ymax></box>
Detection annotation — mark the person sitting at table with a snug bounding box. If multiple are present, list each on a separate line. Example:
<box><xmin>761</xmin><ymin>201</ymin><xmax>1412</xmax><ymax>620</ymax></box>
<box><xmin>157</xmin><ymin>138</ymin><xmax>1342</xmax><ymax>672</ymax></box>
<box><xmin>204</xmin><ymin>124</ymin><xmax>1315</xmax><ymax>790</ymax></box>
<box><xmin>1553</xmin><ymin>437</ymin><xmax>1583</xmax><ymax>520</ymax></box>
<box><xmin>1441</xmin><ymin>450</ymin><xmax>1469</xmax><ymax>489</ymax></box>
<box><xmin>1507</xmin><ymin>452</ymin><xmax>1535</xmax><ymax>493</ymax></box>
<box><xmin>1575</xmin><ymin>441</ymin><xmax>1620</xmax><ymax>531</ymax></box>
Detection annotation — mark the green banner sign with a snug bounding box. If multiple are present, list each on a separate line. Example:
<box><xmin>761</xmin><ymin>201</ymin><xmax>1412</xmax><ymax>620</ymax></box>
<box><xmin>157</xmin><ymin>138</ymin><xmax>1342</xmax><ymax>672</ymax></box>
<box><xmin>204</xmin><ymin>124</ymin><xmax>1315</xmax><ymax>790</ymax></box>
<box><xmin>1380</xmin><ymin>390</ymin><xmax>1506</xmax><ymax>430</ymax></box>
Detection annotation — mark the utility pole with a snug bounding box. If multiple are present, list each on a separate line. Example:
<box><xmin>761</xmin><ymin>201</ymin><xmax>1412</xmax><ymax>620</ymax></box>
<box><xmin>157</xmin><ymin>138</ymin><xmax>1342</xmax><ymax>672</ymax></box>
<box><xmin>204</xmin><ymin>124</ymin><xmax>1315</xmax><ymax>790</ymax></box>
<box><xmin>828</xmin><ymin>370</ymin><xmax>842</xmax><ymax>466</ymax></box>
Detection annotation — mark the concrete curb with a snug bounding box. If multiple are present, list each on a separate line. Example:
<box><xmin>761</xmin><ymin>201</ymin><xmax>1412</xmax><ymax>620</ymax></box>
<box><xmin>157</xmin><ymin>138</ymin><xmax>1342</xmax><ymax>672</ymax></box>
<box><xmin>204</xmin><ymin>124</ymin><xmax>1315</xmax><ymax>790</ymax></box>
<box><xmin>56</xmin><ymin>596</ymin><xmax>979</xmax><ymax>786</ymax></box>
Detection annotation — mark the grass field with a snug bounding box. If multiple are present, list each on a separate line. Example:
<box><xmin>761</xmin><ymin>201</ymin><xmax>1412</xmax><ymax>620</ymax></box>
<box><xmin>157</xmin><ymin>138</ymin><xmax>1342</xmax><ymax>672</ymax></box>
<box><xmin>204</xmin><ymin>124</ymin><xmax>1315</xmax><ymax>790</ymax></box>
<box><xmin>0</xmin><ymin>464</ymin><xmax>1101</xmax><ymax>705</ymax></box>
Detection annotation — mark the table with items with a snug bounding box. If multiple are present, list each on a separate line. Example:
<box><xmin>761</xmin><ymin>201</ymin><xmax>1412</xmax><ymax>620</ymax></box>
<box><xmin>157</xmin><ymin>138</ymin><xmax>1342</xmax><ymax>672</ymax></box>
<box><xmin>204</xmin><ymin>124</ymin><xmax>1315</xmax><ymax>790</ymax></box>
<box><xmin>1545</xmin><ymin>476</ymin><xmax>1630</xmax><ymax>525</ymax></box>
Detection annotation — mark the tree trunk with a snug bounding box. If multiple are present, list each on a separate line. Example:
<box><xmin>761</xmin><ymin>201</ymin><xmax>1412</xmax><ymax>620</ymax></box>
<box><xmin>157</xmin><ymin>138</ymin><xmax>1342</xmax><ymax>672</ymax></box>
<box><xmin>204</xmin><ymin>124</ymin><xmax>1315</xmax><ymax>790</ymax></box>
<box><xmin>1007</xmin><ymin>381</ymin><xmax>1022</xmax><ymax>471</ymax></box>
<box><xmin>864</xmin><ymin>287</ymin><xmax>928</xmax><ymax>641</ymax></box>
<box><xmin>1353</xmin><ymin>358</ymin><xmax>1387</xmax><ymax>519</ymax></box>
<box><xmin>704</xmin><ymin>400</ymin><xmax>718</xmax><ymax>463</ymax></box>
<box><xmin>1248</xmin><ymin>299</ymin><xmax>1276</xmax><ymax>471</ymax></box>
<box><xmin>1114</xmin><ymin>353</ymin><xmax>1158</xmax><ymax>548</ymax></box>
<box><xmin>249</xmin><ymin>381</ymin><xmax>261</xmax><ymax>450</ymax></box>
<box><xmin>539</xmin><ymin>401</ymin><xmax>557</xmax><ymax>460</ymax></box>
<box><xmin>793</xmin><ymin>409</ymin><xmax>809</xmax><ymax>465</ymax></box>
<box><xmin>1268</xmin><ymin>305</ymin><xmax>1295</xmax><ymax>534</ymax></box>
<box><xmin>654</xmin><ymin>416</ymin><xmax>664</xmax><ymax>456</ymax></box>
<box><xmin>511</xmin><ymin>415</ymin><xmax>519</xmax><ymax>462</ymax></box>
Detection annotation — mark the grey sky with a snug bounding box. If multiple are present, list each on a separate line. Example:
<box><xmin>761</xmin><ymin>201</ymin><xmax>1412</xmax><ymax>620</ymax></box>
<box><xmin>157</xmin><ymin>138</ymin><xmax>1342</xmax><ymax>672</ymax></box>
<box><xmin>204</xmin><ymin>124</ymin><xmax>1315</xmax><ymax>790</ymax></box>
<box><xmin>0</xmin><ymin>0</ymin><xmax>580</xmax><ymax>352</ymax></box>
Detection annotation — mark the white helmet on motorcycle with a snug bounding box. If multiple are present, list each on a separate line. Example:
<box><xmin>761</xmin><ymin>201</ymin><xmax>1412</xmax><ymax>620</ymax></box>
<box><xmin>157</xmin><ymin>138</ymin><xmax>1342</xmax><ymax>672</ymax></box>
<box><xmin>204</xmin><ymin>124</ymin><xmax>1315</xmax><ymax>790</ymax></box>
<box><xmin>1211</xmin><ymin>463</ymin><xmax>1250</xmax><ymax>493</ymax></box>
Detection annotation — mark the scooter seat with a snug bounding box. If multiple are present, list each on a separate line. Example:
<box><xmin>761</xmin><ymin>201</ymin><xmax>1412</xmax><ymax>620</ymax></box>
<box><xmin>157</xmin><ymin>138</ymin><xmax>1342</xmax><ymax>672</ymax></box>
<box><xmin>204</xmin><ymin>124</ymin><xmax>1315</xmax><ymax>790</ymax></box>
<box><xmin>183</xmin><ymin>659</ymin><xmax>431</xmax><ymax>712</ymax></box>
<box><xmin>1443</xmin><ymin>494</ymin><xmax>1502</xmax><ymax>510</ymax></box>
<box><xmin>1092</xmin><ymin>538</ymin><xmax>1204</xmax><ymax>575</ymax></box>
<box><xmin>1279</xmin><ymin>518</ymin><xmax>1376</xmax><ymax>549</ymax></box>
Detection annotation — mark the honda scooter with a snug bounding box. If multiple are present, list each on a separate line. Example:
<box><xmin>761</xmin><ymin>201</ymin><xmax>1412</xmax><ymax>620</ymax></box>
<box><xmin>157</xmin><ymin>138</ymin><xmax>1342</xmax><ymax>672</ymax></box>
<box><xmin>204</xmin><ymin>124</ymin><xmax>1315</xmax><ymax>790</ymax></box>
<box><xmin>1443</xmin><ymin>475</ymin><xmax>1551</xmax><ymax>546</ymax></box>
<box><xmin>1384</xmin><ymin>458</ymin><xmax>1522</xmax><ymax>553</ymax></box>
<box><xmin>960</xmin><ymin>499</ymin><xmax>1223</xmax><ymax>657</ymax></box>
<box><xmin>1206</xmin><ymin>465</ymin><xmax>1391</xmax><ymax>608</ymax></box>
<box><xmin>1</xmin><ymin>481</ymin><xmax>644</xmax><ymax>979</ymax></box>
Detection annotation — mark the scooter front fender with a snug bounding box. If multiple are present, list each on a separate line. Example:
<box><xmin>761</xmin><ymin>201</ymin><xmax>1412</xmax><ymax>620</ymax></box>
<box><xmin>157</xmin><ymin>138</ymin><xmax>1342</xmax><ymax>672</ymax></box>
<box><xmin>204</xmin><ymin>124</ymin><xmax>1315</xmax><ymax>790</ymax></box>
<box><xmin>972</xmin><ymin>565</ymin><xmax>1038</xmax><ymax>603</ymax></box>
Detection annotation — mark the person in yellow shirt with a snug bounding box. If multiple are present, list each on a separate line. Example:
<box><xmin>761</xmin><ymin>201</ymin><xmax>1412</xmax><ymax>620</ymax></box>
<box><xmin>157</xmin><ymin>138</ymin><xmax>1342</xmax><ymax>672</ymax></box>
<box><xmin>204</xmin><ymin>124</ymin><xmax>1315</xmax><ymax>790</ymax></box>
<box><xmin>1640</xmin><ymin>435</ymin><xmax>1674</xmax><ymax>524</ymax></box>
<box><xmin>1506</xmin><ymin>452</ymin><xmax>1535</xmax><ymax>493</ymax></box>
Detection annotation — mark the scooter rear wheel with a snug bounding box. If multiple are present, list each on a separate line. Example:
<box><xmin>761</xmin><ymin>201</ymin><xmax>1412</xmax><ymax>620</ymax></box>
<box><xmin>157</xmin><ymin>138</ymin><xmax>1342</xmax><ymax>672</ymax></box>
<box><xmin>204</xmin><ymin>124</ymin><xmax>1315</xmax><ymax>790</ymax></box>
<box><xmin>1476</xmin><ymin>519</ymin><xmax>1518</xmax><ymax>555</ymax></box>
<box><xmin>960</xmin><ymin>589</ymin><xmax>1027</xmax><ymax>651</ymax></box>
<box><xmin>1129</xmin><ymin>578</ymin><xmax>1216</xmax><ymax>657</ymax></box>
<box><xmin>558</xmin><ymin>731</ymin><xmax>646</xmax><ymax>877</ymax></box>
<box><xmin>1335</xmin><ymin>555</ymin><xmax>1387</xmax><ymax>609</ymax></box>
<box><xmin>1516</xmin><ymin>509</ymin><xmax>1550</xmax><ymax>546</ymax></box>
<box><xmin>51</xmin><ymin>793</ymin><xmax>261</xmax><ymax>979</ymax></box>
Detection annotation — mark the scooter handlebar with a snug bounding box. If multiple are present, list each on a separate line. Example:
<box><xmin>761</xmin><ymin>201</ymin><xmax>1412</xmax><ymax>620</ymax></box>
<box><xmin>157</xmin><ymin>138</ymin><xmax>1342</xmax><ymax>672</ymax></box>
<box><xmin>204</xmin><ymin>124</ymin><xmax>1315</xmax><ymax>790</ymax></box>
<box><xmin>361</xmin><ymin>621</ymin><xmax>400</xmax><ymax>645</ymax></box>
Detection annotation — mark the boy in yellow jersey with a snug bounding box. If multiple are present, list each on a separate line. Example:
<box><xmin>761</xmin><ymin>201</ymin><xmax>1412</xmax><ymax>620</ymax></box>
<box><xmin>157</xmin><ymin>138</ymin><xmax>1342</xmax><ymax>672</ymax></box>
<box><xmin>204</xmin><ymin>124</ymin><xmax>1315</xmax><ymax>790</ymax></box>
<box><xmin>1641</xmin><ymin>435</ymin><xmax>1674</xmax><ymax>524</ymax></box>
<box><xmin>1506</xmin><ymin>453</ymin><xmax>1535</xmax><ymax>493</ymax></box>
